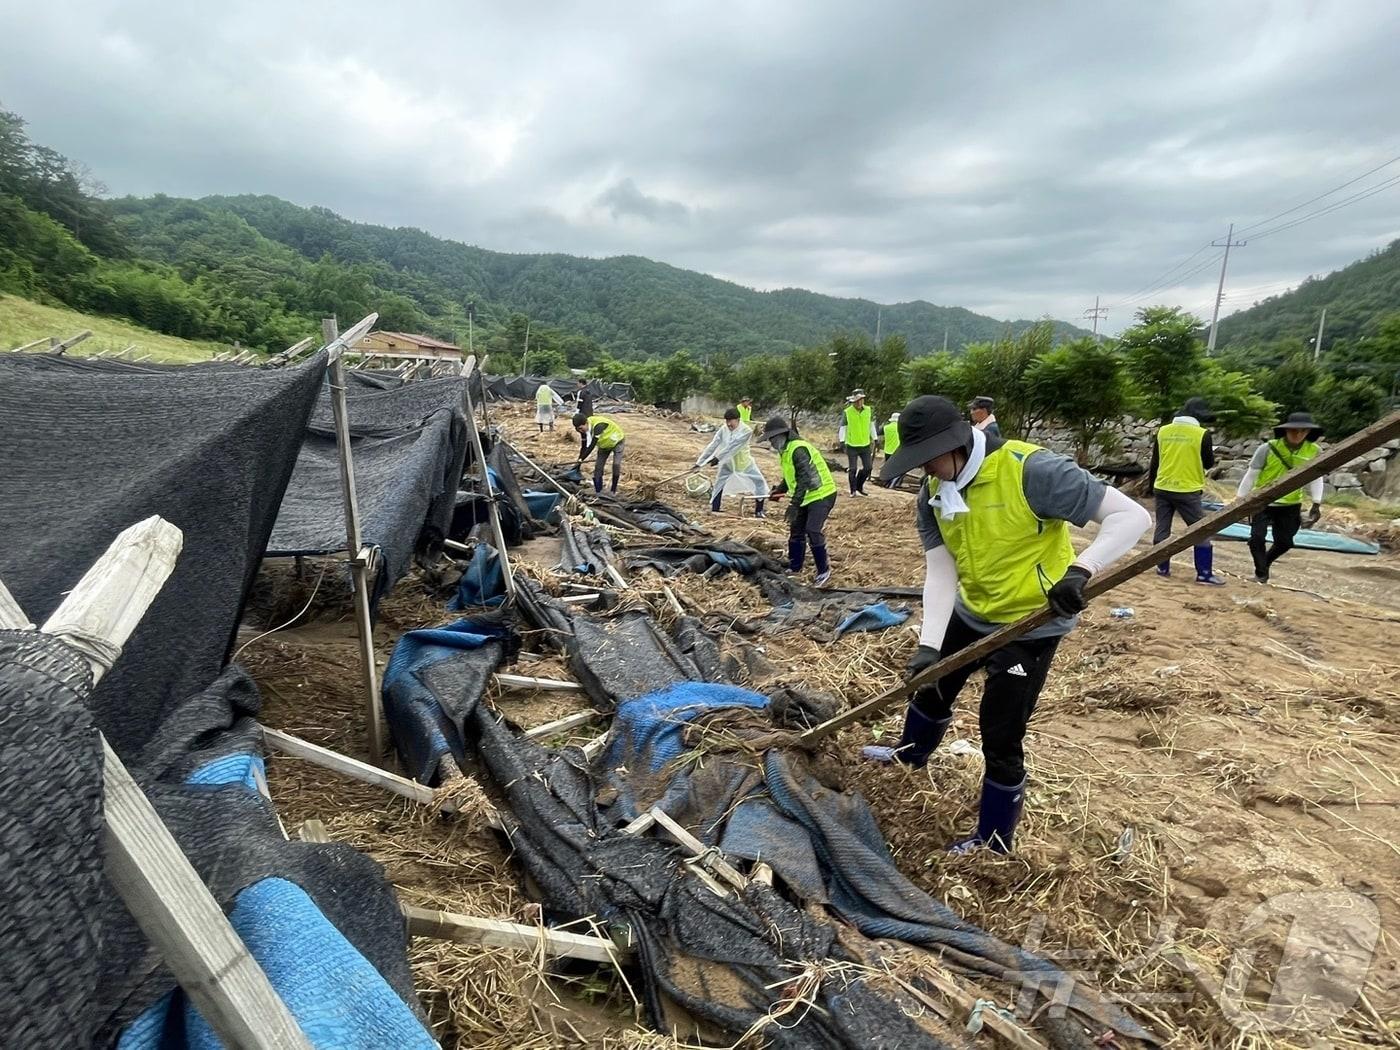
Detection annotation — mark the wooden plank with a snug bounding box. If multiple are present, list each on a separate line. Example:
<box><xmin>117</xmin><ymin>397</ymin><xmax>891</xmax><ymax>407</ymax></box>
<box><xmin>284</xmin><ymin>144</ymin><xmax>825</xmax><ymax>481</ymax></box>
<box><xmin>621</xmin><ymin>811</ymin><xmax>657</xmax><ymax>836</ymax></box>
<box><xmin>261</xmin><ymin>727</ymin><xmax>445</xmax><ymax>810</ymax></box>
<box><xmin>297</xmin><ymin>819</ymin><xmax>330</xmax><ymax>843</ymax></box>
<box><xmin>403</xmin><ymin>905</ymin><xmax>630</xmax><ymax>964</ymax></box>
<box><xmin>24</xmin><ymin>520</ymin><xmax>312</xmax><ymax>1049</ymax></box>
<box><xmin>649</xmin><ymin>807</ymin><xmax>747</xmax><ymax>891</ymax></box>
<box><xmin>52</xmin><ymin>329</ymin><xmax>92</xmax><ymax>354</ymax></box>
<box><xmin>459</xmin><ymin>353</ymin><xmax>518</xmax><ymax>603</ymax></box>
<box><xmin>7</xmin><ymin>336</ymin><xmax>51</xmax><ymax>353</ymax></box>
<box><xmin>799</xmin><ymin>408</ymin><xmax>1400</xmax><ymax>743</ymax></box>
<box><xmin>103</xmin><ymin>739</ymin><xmax>313</xmax><ymax>1049</ymax></box>
<box><xmin>495</xmin><ymin>672</ymin><xmax>583</xmax><ymax>692</ymax></box>
<box><xmin>523</xmin><ymin>710</ymin><xmax>600</xmax><ymax>739</ymax></box>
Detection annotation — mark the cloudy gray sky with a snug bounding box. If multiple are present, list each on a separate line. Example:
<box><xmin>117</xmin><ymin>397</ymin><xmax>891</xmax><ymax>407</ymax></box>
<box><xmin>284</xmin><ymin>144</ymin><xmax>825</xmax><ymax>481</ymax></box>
<box><xmin>4</xmin><ymin>0</ymin><xmax>1399</xmax><ymax>332</ymax></box>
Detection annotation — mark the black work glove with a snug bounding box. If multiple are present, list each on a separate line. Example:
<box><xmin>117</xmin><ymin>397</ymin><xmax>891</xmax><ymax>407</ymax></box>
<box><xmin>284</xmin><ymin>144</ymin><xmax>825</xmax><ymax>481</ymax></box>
<box><xmin>904</xmin><ymin>644</ymin><xmax>941</xmax><ymax>681</ymax></box>
<box><xmin>708</xmin><ymin>457</ymin><xmax>720</xmax><ymax>466</ymax></box>
<box><xmin>1047</xmin><ymin>565</ymin><xmax>1092</xmax><ymax>618</ymax></box>
<box><xmin>1307</xmin><ymin>503</ymin><xmax>1322</xmax><ymax>528</ymax></box>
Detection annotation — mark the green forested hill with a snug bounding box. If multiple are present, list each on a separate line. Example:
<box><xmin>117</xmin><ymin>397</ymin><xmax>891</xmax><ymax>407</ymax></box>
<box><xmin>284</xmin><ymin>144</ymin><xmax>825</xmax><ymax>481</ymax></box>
<box><xmin>1216</xmin><ymin>238</ymin><xmax>1400</xmax><ymax>350</ymax></box>
<box><xmin>113</xmin><ymin>193</ymin><xmax>1091</xmax><ymax>357</ymax></box>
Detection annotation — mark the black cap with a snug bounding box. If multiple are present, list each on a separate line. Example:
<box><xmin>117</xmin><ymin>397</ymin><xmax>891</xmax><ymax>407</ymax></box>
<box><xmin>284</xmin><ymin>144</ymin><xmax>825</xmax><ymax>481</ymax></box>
<box><xmin>880</xmin><ymin>395</ymin><xmax>974</xmax><ymax>479</ymax></box>
<box><xmin>723</xmin><ymin>407</ymin><xmax>740</xmax><ymax>421</ymax></box>
<box><xmin>571</xmin><ymin>412</ymin><xmax>588</xmax><ymax>427</ymax></box>
<box><xmin>1274</xmin><ymin>411</ymin><xmax>1322</xmax><ymax>441</ymax></box>
<box><xmin>1179</xmin><ymin>397</ymin><xmax>1216</xmax><ymax>424</ymax></box>
<box><xmin>761</xmin><ymin>415</ymin><xmax>794</xmax><ymax>442</ymax></box>
<box><xmin>968</xmin><ymin>396</ymin><xmax>995</xmax><ymax>412</ymax></box>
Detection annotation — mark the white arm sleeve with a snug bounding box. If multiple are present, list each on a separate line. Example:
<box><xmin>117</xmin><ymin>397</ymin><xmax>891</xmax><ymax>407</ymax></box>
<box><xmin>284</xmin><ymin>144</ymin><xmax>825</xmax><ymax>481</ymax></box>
<box><xmin>1236</xmin><ymin>468</ymin><xmax>1260</xmax><ymax>500</ymax></box>
<box><xmin>696</xmin><ymin>432</ymin><xmax>722</xmax><ymax>466</ymax></box>
<box><xmin>1306</xmin><ymin>476</ymin><xmax>1324</xmax><ymax>504</ymax></box>
<box><xmin>837</xmin><ymin>424</ymin><xmax>847</xmax><ymax>444</ymax></box>
<box><xmin>919</xmin><ymin>546</ymin><xmax>958</xmax><ymax>650</ymax></box>
<box><xmin>1073</xmin><ymin>486</ymin><xmax>1152</xmax><ymax>576</ymax></box>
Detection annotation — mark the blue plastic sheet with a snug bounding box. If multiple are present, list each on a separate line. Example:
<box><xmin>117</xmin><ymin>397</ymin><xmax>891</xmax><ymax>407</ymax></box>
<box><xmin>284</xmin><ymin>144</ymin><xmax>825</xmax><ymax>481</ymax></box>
<box><xmin>833</xmin><ymin>601</ymin><xmax>910</xmax><ymax>638</ymax></box>
<box><xmin>1215</xmin><ymin>521</ymin><xmax>1379</xmax><ymax>554</ymax></box>
<box><xmin>450</xmin><ymin>543</ymin><xmax>507</xmax><ymax>609</ymax></box>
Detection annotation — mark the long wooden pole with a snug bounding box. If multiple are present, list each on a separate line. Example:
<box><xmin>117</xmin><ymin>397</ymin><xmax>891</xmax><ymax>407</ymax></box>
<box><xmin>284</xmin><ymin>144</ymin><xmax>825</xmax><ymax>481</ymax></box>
<box><xmin>322</xmin><ymin>315</ymin><xmax>389</xmax><ymax>765</ymax></box>
<box><xmin>459</xmin><ymin>354</ymin><xmax>517</xmax><ymax>602</ymax></box>
<box><xmin>0</xmin><ymin>519</ymin><xmax>313</xmax><ymax>1050</ymax></box>
<box><xmin>799</xmin><ymin>410</ymin><xmax>1400</xmax><ymax>744</ymax></box>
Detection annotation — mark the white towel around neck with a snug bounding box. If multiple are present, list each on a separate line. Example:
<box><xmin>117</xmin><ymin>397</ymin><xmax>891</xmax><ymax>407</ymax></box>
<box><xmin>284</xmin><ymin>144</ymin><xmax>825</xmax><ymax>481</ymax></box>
<box><xmin>927</xmin><ymin>426</ymin><xmax>987</xmax><ymax>520</ymax></box>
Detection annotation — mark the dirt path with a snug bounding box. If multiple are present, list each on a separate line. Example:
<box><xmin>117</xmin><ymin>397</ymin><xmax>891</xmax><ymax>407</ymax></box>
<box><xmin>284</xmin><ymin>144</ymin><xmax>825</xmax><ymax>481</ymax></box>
<box><xmin>250</xmin><ymin>401</ymin><xmax>1400</xmax><ymax>1049</ymax></box>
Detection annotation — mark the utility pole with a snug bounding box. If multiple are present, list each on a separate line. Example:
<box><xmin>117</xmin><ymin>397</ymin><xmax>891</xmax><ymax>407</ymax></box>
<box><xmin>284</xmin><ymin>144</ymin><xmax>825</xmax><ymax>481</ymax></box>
<box><xmin>1312</xmin><ymin>307</ymin><xmax>1327</xmax><ymax>361</ymax></box>
<box><xmin>1082</xmin><ymin>296</ymin><xmax>1108</xmax><ymax>342</ymax></box>
<box><xmin>874</xmin><ymin>306</ymin><xmax>882</xmax><ymax>349</ymax></box>
<box><xmin>521</xmin><ymin>319</ymin><xmax>531</xmax><ymax>376</ymax></box>
<box><xmin>1207</xmin><ymin>223</ymin><xmax>1248</xmax><ymax>355</ymax></box>
<box><xmin>942</xmin><ymin>327</ymin><xmax>949</xmax><ymax>353</ymax></box>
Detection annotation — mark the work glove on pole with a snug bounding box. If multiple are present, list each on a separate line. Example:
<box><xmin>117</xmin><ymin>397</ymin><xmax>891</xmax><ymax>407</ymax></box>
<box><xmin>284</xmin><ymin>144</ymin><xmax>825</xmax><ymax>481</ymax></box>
<box><xmin>708</xmin><ymin>458</ymin><xmax>720</xmax><ymax>466</ymax></box>
<box><xmin>1047</xmin><ymin>565</ymin><xmax>1092</xmax><ymax>618</ymax></box>
<box><xmin>904</xmin><ymin>644</ymin><xmax>941</xmax><ymax>681</ymax></box>
<box><xmin>1307</xmin><ymin>503</ymin><xmax>1322</xmax><ymax>528</ymax></box>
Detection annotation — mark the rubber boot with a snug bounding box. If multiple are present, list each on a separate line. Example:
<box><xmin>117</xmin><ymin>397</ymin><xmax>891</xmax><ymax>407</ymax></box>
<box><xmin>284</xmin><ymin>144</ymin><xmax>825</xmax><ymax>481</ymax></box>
<box><xmin>753</xmin><ymin>499</ymin><xmax>766</xmax><ymax>519</ymax></box>
<box><xmin>861</xmin><ymin>709</ymin><xmax>951</xmax><ymax>767</ymax></box>
<box><xmin>1194</xmin><ymin>544</ymin><xmax>1226</xmax><ymax>586</ymax></box>
<box><xmin>856</xmin><ymin>467</ymin><xmax>872</xmax><ymax>494</ymax></box>
<box><xmin>593</xmin><ymin>476</ymin><xmax>603</xmax><ymax>494</ymax></box>
<box><xmin>1156</xmin><ymin>561</ymin><xmax>1170</xmax><ymax>577</ymax></box>
<box><xmin>709</xmin><ymin>490</ymin><xmax>723</xmax><ymax>514</ymax></box>
<box><xmin>948</xmin><ymin>777</ymin><xmax>1025</xmax><ymax>855</ymax></box>
<box><xmin>812</xmin><ymin>543</ymin><xmax>831</xmax><ymax>586</ymax></box>
<box><xmin>787</xmin><ymin>538</ymin><xmax>805</xmax><ymax>573</ymax></box>
<box><xmin>848</xmin><ymin>469</ymin><xmax>859</xmax><ymax>495</ymax></box>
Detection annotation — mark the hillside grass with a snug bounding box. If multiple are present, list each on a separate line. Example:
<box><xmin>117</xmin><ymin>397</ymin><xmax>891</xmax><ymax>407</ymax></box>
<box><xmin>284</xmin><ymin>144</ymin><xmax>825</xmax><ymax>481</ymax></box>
<box><xmin>0</xmin><ymin>294</ymin><xmax>228</xmax><ymax>363</ymax></box>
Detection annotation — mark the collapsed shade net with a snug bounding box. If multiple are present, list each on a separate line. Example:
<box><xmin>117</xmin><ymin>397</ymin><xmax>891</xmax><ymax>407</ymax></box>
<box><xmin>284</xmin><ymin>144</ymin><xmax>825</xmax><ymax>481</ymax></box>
<box><xmin>267</xmin><ymin>374</ymin><xmax>469</xmax><ymax>604</ymax></box>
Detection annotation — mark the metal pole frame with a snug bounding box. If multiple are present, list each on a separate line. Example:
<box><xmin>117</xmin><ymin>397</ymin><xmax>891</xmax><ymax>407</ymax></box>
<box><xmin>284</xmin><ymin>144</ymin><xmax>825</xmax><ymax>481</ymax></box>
<box><xmin>459</xmin><ymin>354</ymin><xmax>518</xmax><ymax>603</ymax></box>
<box><xmin>322</xmin><ymin>314</ymin><xmax>390</xmax><ymax>766</ymax></box>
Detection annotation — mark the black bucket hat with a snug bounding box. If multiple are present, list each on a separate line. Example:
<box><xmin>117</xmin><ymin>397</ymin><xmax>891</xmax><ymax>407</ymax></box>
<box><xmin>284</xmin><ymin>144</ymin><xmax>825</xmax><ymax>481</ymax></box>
<box><xmin>880</xmin><ymin>395</ymin><xmax>973</xmax><ymax>480</ymax></box>
<box><xmin>1179</xmin><ymin>397</ymin><xmax>1216</xmax><ymax>424</ymax></box>
<box><xmin>1274</xmin><ymin>411</ymin><xmax>1323</xmax><ymax>442</ymax></box>
<box><xmin>760</xmin><ymin>415</ymin><xmax>794</xmax><ymax>443</ymax></box>
<box><xmin>968</xmin><ymin>396</ymin><xmax>995</xmax><ymax>412</ymax></box>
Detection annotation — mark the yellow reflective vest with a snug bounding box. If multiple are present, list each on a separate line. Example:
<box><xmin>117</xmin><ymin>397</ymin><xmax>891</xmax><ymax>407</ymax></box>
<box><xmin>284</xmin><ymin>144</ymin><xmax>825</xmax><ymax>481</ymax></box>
<box><xmin>780</xmin><ymin>439</ymin><xmax>837</xmax><ymax>506</ymax></box>
<box><xmin>1155</xmin><ymin>420</ymin><xmax>1207</xmax><ymax>493</ymax></box>
<box><xmin>587</xmin><ymin>415</ymin><xmax>625</xmax><ymax>451</ymax></box>
<box><xmin>1256</xmin><ymin>439</ymin><xmax>1319</xmax><ymax>506</ymax></box>
<box><xmin>843</xmin><ymin>404</ymin><xmax>873</xmax><ymax>447</ymax></box>
<box><xmin>737</xmin><ymin>403</ymin><xmax>752</xmax><ymax>424</ymax></box>
<box><xmin>929</xmin><ymin>440</ymin><xmax>1074</xmax><ymax>623</ymax></box>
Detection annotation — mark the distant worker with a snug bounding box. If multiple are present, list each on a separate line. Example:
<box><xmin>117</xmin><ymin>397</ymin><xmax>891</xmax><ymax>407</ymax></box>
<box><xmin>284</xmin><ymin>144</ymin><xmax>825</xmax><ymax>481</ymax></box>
<box><xmin>863</xmin><ymin>395</ymin><xmax>1150</xmax><ymax>855</ymax></box>
<box><xmin>1236</xmin><ymin>411</ymin><xmax>1324</xmax><ymax>584</ymax></box>
<box><xmin>1148</xmin><ymin>397</ymin><xmax>1225</xmax><ymax>585</ymax></box>
<box><xmin>573</xmin><ymin>379</ymin><xmax>596</xmax><ymax>456</ymax></box>
<box><xmin>573</xmin><ymin>412</ymin><xmax>626</xmax><ymax>494</ymax></box>
<box><xmin>696</xmin><ymin>408</ymin><xmax>769</xmax><ymax>517</ymax></box>
<box><xmin>882</xmin><ymin>411</ymin><xmax>907</xmax><ymax>489</ymax></box>
<box><xmin>762</xmin><ymin>416</ymin><xmax>837</xmax><ymax>585</ymax></box>
<box><xmin>968</xmin><ymin>396</ymin><xmax>1000</xmax><ymax>437</ymax></box>
<box><xmin>534</xmin><ymin>382</ymin><xmax>564</xmax><ymax>432</ymax></box>
<box><xmin>838</xmin><ymin>388</ymin><xmax>875</xmax><ymax>496</ymax></box>
<box><xmin>737</xmin><ymin>396</ymin><xmax>754</xmax><ymax>425</ymax></box>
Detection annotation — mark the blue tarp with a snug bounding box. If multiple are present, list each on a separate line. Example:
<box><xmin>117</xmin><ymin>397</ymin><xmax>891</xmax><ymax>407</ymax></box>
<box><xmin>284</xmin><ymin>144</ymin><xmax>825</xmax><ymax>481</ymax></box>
<box><xmin>1215</xmin><ymin>521</ymin><xmax>1380</xmax><ymax>555</ymax></box>
<box><xmin>450</xmin><ymin>543</ymin><xmax>508</xmax><ymax>609</ymax></box>
<box><xmin>382</xmin><ymin>617</ymin><xmax>512</xmax><ymax>783</ymax></box>
<box><xmin>604</xmin><ymin>681</ymin><xmax>770</xmax><ymax>774</ymax></box>
<box><xmin>833</xmin><ymin>601</ymin><xmax>910</xmax><ymax>638</ymax></box>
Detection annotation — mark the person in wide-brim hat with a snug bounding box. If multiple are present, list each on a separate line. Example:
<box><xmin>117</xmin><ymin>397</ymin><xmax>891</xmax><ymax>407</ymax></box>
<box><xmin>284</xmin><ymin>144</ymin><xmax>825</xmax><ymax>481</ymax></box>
<box><xmin>865</xmin><ymin>394</ymin><xmax>1149</xmax><ymax>857</ymax></box>
<box><xmin>840</xmin><ymin>389</ymin><xmax>875</xmax><ymax>496</ymax></box>
<box><xmin>762</xmin><ymin>416</ymin><xmax>838</xmax><ymax>586</ymax></box>
<box><xmin>1238</xmin><ymin>411</ymin><xmax>1326</xmax><ymax>583</ymax></box>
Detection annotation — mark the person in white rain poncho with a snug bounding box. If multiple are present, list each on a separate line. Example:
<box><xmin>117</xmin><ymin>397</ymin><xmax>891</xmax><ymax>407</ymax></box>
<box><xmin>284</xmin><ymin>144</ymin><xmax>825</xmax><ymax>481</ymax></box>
<box><xmin>695</xmin><ymin>408</ymin><xmax>769</xmax><ymax>517</ymax></box>
<box><xmin>534</xmin><ymin>382</ymin><xmax>565</xmax><ymax>432</ymax></box>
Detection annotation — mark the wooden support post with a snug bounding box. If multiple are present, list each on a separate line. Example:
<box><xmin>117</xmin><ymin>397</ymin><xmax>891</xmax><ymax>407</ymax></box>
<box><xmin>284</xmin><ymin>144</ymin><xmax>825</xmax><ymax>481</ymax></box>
<box><xmin>7</xmin><ymin>336</ymin><xmax>51</xmax><ymax>353</ymax></box>
<box><xmin>323</xmin><ymin>314</ymin><xmax>389</xmax><ymax>766</ymax></box>
<box><xmin>262</xmin><ymin>727</ymin><xmax>443</xmax><ymax>810</ymax></box>
<box><xmin>459</xmin><ymin>354</ymin><xmax>518</xmax><ymax>603</ymax></box>
<box><xmin>523</xmin><ymin>710</ymin><xmax>600</xmax><ymax>740</ymax></box>
<box><xmin>800</xmin><ymin>409</ymin><xmax>1400</xmax><ymax>744</ymax></box>
<box><xmin>6</xmin><ymin>519</ymin><xmax>314</xmax><ymax>1050</ymax></box>
<box><xmin>52</xmin><ymin>329</ymin><xmax>92</xmax><ymax>355</ymax></box>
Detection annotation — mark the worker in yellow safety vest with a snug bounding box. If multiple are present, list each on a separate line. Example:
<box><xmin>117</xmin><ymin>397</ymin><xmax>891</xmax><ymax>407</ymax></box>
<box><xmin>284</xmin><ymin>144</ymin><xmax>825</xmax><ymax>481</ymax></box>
<box><xmin>761</xmin><ymin>415</ymin><xmax>837</xmax><ymax>585</ymax></box>
<box><xmin>839</xmin><ymin>389</ymin><xmax>875</xmax><ymax>495</ymax></box>
<box><xmin>573</xmin><ymin>413</ymin><xmax>626</xmax><ymax>494</ymax></box>
<box><xmin>1236</xmin><ymin>411</ymin><xmax>1324</xmax><ymax>584</ymax></box>
<box><xmin>863</xmin><ymin>395</ymin><xmax>1149</xmax><ymax>855</ymax></box>
<box><xmin>880</xmin><ymin>411</ymin><xmax>907</xmax><ymax>488</ymax></box>
<box><xmin>534</xmin><ymin>382</ymin><xmax>564</xmax><ymax>432</ymax></box>
<box><xmin>1148</xmin><ymin>397</ymin><xmax>1225</xmax><ymax>584</ymax></box>
<box><xmin>737</xmin><ymin>397</ymin><xmax>753</xmax><ymax>425</ymax></box>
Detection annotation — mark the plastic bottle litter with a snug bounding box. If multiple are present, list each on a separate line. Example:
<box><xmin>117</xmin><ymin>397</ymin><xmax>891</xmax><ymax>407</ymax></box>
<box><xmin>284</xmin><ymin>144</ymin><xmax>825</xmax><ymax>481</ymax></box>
<box><xmin>1110</xmin><ymin>607</ymin><xmax>1134</xmax><ymax>619</ymax></box>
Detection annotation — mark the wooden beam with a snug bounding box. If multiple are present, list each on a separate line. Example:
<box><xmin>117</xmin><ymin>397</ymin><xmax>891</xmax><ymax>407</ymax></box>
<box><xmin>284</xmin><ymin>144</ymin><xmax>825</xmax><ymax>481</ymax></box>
<box><xmin>495</xmin><ymin>672</ymin><xmax>582</xmax><ymax>692</ymax></box>
<box><xmin>459</xmin><ymin>354</ymin><xmax>518</xmax><ymax>603</ymax></box>
<box><xmin>261</xmin><ymin>727</ymin><xmax>446</xmax><ymax>811</ymax></box>
<box><xmin>403</xmin><ymin>905</ymin><xmax>629</xmax><ymax>963</ymax></box>
<box><xmin>52</xmin><ymin>329</ymin><xmax>92</xmax><ymax>355</ymax></box>
<box><xmin>523</xmin><ymin>710</ymin><xmax>600</xmax><ymax>740</ymax></box>
<box><xmin>648</xmin><ymin>808</ymin><xmax>747</xmax><ymax>892</ymax></box>
<box><xmin>7</xmin><ymin>336</ymin><xmax>51</xmax><ymax>353</ymax></box>
<box><xmin>799</xmin><ymin>408</ymin><xmax>1400</xmax><ymax>743</ymax></box>
<box><xmin>21</xmin><ymin>521</ymin><xmax>313</xmax><ymax>1050</ymax></box>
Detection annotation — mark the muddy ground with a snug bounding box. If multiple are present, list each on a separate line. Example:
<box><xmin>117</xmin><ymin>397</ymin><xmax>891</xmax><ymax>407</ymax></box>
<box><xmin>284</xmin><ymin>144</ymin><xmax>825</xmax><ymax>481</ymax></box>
<box><xmin>250</xmin><ymin>401</ymin><xmax>1400</xmax><ymax>1049</ymax></box>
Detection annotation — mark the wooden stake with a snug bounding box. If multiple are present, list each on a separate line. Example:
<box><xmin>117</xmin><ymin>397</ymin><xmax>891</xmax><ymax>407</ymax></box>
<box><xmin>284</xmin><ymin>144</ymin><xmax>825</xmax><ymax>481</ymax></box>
<box><xmin>799</xmin><ymin>409</ymin><xmax>1400</xmax><ymax>743</ymax></box>
<box><xmin>403</xmin><ymin>906</ymin><xmax>630</xmax><ymax>963</ymax></box>
<box><xmin>648</xmin><ymin>808</ymin><xmax>748</xmax><ymax>891</ymax></box>
<box><xmin>459</xmin><ymin>354</ymin><xmax>518</xmax><ymax>603</ymax></box>
<box><xmin>262</xmin><ymin>728</ymin><xmax>445</xmax><ymax>811</ymax></box>
<box><xmin>523</xmin><ymin>710</ymin><xmax>600</xmax><ymax>739</ymax></box>
<box><xmin>51</xmin><ymin>329</ymin><xmax>92</xmax><ymax>355</ymax></box>
<box><xmin>323</xmin><ymin>314</ymin><xmax>389</xmax><ymax>766</ymax></box>
<box><xmin>495</xmin><ymin>672</ymin><xmax>583</xmax><ymax>692</ymax></box>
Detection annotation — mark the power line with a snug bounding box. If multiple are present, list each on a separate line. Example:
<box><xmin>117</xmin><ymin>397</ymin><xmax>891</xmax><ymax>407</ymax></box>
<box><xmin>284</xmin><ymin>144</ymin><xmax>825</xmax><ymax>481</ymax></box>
<box><xmin>1107</xmin><ymin>241</ymin><xmax>1214</xmax><ymax>309</ymax></box>
<box><xmin>1247</xmin><ymin>172</ymin><xmax>1400</xmax><ymax>242</ymax></box>
<box><xmin>1235</xmin><ymin>150</ymin><xmax>1400</xmax><ymax>236</ymax></box>
<box><xmin>1114</xmin><ymin>250</ymin><xmax>1226</xmax><ymax>309</ymax></box>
